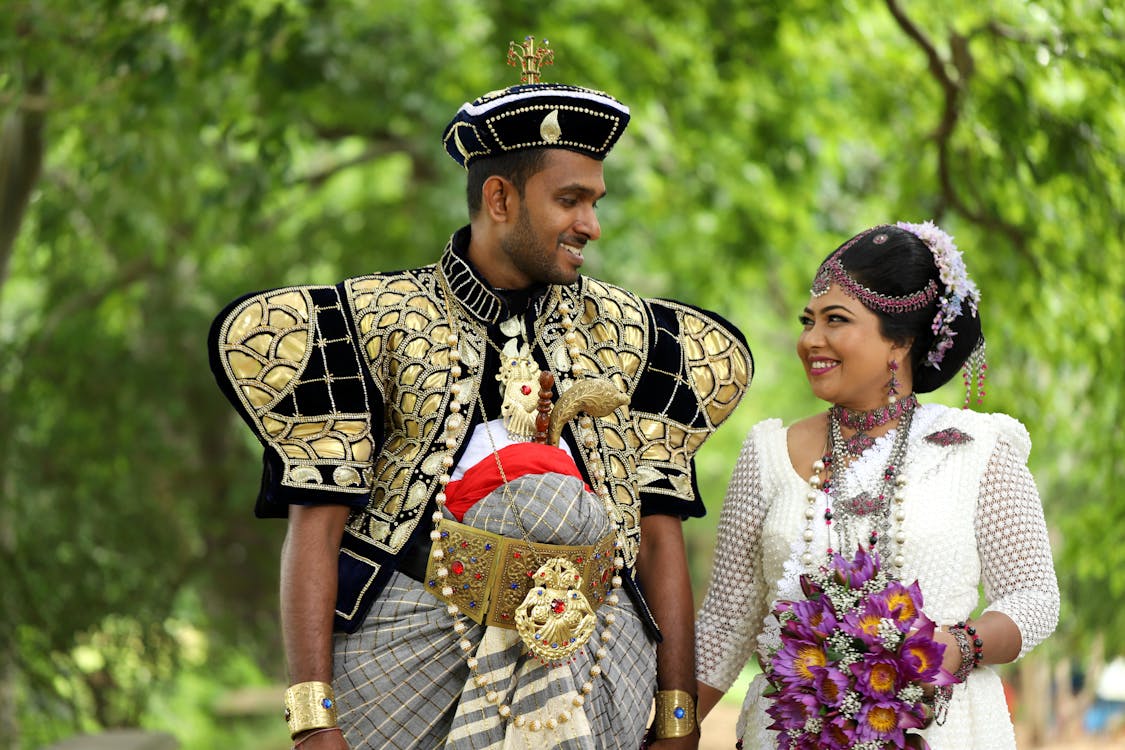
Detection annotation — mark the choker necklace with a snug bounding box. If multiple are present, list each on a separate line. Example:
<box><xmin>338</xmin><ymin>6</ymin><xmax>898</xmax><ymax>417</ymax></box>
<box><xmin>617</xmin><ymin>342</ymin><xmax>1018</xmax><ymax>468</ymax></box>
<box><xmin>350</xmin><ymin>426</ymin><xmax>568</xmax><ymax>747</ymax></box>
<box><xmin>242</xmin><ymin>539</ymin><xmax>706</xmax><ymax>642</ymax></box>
<box><xmin>828</xmin><ymin>394</ymin><xmax>918</xmax><ymax>456</ymax></box>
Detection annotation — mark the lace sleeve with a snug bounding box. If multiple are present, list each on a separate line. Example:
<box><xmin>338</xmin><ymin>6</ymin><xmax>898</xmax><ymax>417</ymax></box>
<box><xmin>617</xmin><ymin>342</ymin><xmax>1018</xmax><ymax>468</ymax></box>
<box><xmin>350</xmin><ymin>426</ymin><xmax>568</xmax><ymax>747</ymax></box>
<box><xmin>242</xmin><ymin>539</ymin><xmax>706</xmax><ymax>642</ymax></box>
<box><xmin>695</xmin><ymin>427</ymin><xmax>773</xmax><ymax>693</ymax></box>
<box><xmin>976</xmin><ymin>433</ymin><xmax>1060</xmax><ymax>657</ymax></box>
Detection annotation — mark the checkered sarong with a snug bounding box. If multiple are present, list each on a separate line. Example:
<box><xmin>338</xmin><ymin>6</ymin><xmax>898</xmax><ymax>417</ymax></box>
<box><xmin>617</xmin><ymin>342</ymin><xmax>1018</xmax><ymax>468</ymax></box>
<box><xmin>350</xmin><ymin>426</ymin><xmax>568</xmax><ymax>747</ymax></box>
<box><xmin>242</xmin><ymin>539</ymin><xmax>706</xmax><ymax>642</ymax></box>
<box><xmin>333</xmin><ymin>473</ymin><xmax>656</xmax><ymax>749</ymax></box>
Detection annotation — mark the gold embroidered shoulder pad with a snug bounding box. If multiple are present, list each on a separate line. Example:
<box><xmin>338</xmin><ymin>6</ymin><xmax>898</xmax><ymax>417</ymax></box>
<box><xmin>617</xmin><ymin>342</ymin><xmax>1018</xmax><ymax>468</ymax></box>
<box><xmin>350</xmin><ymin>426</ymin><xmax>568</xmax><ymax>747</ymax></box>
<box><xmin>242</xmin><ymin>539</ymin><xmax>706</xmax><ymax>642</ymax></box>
<box><xmin>208</xmin><ymin>285</ymin><xmax>376</xmax><ymax>509</ymax></box>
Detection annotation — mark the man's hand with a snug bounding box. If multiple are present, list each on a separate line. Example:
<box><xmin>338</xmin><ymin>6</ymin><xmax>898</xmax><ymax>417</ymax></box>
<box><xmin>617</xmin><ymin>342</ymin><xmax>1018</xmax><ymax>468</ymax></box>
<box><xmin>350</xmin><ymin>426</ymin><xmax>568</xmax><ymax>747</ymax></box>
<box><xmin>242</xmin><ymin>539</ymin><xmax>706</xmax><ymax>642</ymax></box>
<box><xmin>645</xmin><ymin>731</ymin><xmax>700</xmax><ymax>750</ymax></box>
<box><xmin>292</xmin><ymin>727</ymin><xmax>350</xmax><ymax>749</ymax></box>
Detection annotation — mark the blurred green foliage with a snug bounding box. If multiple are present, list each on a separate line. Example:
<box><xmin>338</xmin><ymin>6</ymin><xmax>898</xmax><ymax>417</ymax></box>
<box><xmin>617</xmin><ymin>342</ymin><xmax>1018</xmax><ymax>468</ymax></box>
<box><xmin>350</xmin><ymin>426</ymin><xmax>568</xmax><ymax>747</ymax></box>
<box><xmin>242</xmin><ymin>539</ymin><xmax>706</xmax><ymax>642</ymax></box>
<box><xmin>1</xmin><ymin>0</ymin><xmax>1122</xmax><ymax>746</ymax></box>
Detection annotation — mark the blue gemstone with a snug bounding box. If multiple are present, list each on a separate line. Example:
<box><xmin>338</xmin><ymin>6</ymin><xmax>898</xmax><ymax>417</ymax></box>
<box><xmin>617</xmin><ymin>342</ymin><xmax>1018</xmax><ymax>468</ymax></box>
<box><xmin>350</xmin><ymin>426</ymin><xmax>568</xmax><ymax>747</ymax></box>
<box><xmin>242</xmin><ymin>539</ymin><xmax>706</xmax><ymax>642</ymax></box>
<box><xmin>323</xmin><ymin>698</ymin><xmax>334</xmax><ymax>709</ymax></box>
<box><xmin>674</xmin><ymin>707</ymin><xmax>685</xmax><ymax>719</ymax></box>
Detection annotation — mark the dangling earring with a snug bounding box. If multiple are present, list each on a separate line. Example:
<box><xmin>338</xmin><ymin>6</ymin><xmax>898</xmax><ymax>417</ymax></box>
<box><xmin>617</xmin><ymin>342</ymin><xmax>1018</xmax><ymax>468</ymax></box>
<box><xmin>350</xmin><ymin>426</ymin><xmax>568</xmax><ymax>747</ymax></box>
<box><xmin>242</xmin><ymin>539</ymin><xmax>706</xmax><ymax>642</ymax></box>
<box><xmin>886</xmin><ymin>359</ymin><xmax>900</xmax><ymax>405</ymax></box>
<box><xmin>962</xmin><ymin>340</ymin><xmax>987</xmax><ymax>408</ymax></box>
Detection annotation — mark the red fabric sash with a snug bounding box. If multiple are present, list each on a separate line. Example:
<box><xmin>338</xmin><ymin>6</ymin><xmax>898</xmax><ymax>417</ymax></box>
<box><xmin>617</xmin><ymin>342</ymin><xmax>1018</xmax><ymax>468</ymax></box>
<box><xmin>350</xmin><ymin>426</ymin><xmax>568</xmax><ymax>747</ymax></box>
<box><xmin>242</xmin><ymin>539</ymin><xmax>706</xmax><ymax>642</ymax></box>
<box><xmin>443</xmin><ymin>443</ymin><xmax>591</xmax><ymax>522</ymax></box>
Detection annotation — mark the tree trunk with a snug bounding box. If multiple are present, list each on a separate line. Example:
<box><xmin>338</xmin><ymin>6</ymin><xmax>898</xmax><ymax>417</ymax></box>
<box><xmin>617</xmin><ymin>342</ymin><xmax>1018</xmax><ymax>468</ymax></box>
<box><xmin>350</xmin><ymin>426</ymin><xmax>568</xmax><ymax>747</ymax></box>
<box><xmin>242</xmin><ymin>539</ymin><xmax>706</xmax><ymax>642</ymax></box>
<box><xmin>0</xmin><ymin>73</ymin><xmax>46</xmax><ymax>294</ymax></box>
<box><xmin>0</xmin><ymin>69</ymin><xmax>46</xmax><ymax>750</ymax></box>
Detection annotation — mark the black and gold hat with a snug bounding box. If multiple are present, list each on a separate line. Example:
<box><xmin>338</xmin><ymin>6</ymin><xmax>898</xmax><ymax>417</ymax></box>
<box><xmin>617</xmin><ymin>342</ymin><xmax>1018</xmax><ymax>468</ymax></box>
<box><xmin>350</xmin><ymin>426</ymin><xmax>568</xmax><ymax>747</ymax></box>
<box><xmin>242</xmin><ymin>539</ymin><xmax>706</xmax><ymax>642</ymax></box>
<box><xmin>442</xmin><ymin>36</ymin><xmax>631</xmax><ymax>169</ymax></box>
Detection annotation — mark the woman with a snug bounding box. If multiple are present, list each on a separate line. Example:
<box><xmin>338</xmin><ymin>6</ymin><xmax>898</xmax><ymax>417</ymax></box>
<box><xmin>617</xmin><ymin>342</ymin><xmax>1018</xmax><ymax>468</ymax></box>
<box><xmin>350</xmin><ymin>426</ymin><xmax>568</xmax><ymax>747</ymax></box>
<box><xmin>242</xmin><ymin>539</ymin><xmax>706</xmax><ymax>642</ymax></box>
<box><xmin>695</xmin><ymin>222</ymin><xmax>1059</xmax><ymax>749</ymax></box>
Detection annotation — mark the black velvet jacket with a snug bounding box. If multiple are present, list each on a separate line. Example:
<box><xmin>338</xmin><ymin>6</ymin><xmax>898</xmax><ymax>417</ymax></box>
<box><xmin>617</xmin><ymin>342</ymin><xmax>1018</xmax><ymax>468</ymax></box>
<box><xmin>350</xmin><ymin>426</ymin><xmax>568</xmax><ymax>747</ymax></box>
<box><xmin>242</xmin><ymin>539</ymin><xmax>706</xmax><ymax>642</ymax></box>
<box><xmin>209</xmin><ymin>227</ymin><xmax>752</xmax><ymax>633</ymax></box>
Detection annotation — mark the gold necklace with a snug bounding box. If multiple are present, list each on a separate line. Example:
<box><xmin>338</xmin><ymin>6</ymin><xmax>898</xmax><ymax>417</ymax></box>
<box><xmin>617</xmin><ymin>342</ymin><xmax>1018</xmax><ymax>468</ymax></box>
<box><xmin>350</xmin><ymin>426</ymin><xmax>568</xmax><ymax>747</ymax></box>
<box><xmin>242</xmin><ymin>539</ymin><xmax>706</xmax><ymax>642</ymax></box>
<box><xmin>429</xmin><ymin>269</ymin><xmax>624</xmax><ymax>734</ymax></box>
<box><xmin>494</xmin><ymin>316</ymin><xmax>542</xmax><ymax>440</ymax></box>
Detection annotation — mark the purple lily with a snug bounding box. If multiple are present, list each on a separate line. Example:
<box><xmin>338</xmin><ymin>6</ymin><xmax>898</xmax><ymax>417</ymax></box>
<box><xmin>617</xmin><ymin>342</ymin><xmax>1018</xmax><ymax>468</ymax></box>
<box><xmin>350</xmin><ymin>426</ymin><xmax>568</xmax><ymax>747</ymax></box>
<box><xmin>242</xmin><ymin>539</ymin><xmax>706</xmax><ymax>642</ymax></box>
<box><xmin>849</xmin><ymin>655</ymin><xmax>904</xmax><ymax>702</ymax></box>
<box><xmin>770</xmin><ymin>637</ymin><xmax>830</xmax><ymax>688</ymax></box>
<box><xmin>854</xmin><ymin>699</ymin><xmax>911</xmax><ymax>746</ymax></box>
<box><xmin>900</xmin><ymin>620</ymin><xmax>956</xmax><ymax>686</ymax></box>
<box><xmin>782</xmin><ymin>598</ymin><xmax>838</xmax><ymax>643</ymax></box>
<box><xmin>765</xmin><ymin>690</ymin><xmax>819</xmax><ymax>733</ymax></box>
<box><xmin>809</xmin><ymin>664</ymin><xmax>851</xmax><ymax>708</ymax></box>
<box><xmin>841</xmin><ymin>594</ymin><xmax>896</xmax><ymax>649</ymax></box>
<box><xmin>830</xmin><ymin>545</ymin><xmax>877</xmax><ymax>588</ymax></box>
<box><xmin>883</xmin><ymin>579</ymin><xmax>926</xmax><ymax>629</ymax></box>
<box><xmin>817</xmin><ymin>713</ymin><xmax>857</xmax><ymax>749</ymax></box>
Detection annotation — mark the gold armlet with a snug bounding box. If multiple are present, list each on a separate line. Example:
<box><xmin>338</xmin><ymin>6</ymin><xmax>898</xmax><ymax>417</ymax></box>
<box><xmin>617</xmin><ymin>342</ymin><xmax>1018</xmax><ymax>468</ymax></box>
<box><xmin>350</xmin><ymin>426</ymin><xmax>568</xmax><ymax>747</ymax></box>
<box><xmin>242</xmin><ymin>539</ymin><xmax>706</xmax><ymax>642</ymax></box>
<box><xmin>284</xmin><ymin>681</ymin><xmax>338</xmax><ymax>739</ymax></box>
<box><xmin>652</xmin><ymin>689</ymin><xmax>697</xmax><ymax>740</ymax></box>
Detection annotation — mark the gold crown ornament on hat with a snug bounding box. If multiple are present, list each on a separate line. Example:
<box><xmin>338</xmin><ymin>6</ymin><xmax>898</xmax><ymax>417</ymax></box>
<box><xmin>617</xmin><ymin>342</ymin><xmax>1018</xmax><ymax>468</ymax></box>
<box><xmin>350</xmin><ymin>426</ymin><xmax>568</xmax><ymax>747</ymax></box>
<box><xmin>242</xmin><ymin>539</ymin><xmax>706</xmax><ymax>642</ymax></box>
<box><xmin>441</xmin><ymin>36</ymin><xmax>630</xmax><ymax>169</ymax></box>
<box><xmin>508</xmin><ymin>36</ymin><xmax>554</xmax><ymax>84</ymax></box>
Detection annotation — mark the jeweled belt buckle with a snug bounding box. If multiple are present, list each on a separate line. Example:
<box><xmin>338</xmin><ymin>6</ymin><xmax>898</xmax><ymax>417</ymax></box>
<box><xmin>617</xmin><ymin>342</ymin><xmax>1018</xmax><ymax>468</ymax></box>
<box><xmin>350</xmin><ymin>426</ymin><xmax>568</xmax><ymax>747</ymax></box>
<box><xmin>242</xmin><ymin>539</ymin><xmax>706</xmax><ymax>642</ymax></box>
<box><xmin>423</xmin><ymin>519</ymin><xmax>617</xmax><ymax>637</ymax></box>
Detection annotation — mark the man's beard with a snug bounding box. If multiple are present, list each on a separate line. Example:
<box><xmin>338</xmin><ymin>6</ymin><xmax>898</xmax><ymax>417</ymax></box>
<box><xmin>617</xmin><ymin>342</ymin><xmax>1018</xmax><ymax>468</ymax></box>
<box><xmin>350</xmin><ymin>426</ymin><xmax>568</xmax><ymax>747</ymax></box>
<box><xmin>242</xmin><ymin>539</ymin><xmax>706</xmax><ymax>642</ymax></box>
<box><xmin>499</xmin><ymin>206</ymin><xmax>574</xmax><ymax>286</ymax></box>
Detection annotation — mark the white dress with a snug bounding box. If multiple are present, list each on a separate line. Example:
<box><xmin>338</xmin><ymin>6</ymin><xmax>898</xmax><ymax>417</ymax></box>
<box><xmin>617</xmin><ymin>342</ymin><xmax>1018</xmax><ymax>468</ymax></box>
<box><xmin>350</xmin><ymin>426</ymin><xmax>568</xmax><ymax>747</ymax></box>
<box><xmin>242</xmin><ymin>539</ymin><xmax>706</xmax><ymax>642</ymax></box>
<box><xmin>695</xmin><ymin>404</ymin><xmax>1059</xmax><ymax>750</ymax></box>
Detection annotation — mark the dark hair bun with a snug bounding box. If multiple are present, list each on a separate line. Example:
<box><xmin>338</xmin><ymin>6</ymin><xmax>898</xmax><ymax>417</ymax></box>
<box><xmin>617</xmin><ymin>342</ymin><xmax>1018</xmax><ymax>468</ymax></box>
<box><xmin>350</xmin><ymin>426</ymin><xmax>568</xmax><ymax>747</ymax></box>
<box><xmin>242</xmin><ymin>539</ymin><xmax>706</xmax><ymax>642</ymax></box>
<box><xmin>827</xmin><ymin>225</ymin><xmax>984</xmax><ymax>393</ymax></box>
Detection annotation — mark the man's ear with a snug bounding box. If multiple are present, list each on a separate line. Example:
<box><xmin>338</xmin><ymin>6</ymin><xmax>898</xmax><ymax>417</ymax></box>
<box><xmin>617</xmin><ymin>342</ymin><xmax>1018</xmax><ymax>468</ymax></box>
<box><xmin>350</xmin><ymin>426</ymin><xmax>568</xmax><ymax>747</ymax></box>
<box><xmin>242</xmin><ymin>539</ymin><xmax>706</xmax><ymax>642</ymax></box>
<box><xmin>482</xmin><ymin>175</ymin><xmax>515</xmax><ymax>223</ymax></box>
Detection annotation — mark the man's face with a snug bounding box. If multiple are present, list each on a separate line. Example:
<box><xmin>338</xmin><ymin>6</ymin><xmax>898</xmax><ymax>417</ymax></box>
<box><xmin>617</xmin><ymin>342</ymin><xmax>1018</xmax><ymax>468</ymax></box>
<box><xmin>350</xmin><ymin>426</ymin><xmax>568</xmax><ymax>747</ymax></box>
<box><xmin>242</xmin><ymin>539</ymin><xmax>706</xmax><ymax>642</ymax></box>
<box><xmin>498</xmin><ymin>149</ymin><xmax>605</xmax><ymax>287</ymax></box>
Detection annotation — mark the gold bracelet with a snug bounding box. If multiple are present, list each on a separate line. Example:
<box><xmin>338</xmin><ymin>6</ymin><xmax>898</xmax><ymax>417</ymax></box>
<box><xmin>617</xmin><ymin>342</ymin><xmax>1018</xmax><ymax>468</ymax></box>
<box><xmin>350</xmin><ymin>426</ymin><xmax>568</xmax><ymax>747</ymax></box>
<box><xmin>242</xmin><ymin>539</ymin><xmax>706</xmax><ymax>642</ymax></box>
<box><xmin>284</xmin><ymin>681</ymin><xmax>338</xmax><ymax>739</ymax></box>
<box><xmin>652</xmin><ymin>689</ymin><xmax>696</xmax><ymax>740</ymax></box>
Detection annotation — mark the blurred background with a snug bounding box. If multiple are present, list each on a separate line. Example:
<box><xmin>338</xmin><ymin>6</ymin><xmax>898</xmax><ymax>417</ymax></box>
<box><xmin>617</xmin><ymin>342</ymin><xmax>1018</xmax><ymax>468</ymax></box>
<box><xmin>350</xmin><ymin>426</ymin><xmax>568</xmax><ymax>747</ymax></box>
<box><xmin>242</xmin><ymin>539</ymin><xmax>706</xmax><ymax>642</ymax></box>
<box><xmin>2</xmin><ymin>1</ymin><xmax>1123</xmax><ymax>748</ymax></box>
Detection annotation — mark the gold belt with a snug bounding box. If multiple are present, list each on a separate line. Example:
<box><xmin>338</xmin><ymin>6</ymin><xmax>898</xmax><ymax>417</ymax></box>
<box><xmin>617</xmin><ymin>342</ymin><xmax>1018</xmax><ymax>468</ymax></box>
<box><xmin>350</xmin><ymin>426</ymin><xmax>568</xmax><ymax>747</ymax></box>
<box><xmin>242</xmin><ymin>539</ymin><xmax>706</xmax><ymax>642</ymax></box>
<box><xmin>424</xmin><ymin>518</ymin><xmax>618</xmax><ymax>631</ymax></box>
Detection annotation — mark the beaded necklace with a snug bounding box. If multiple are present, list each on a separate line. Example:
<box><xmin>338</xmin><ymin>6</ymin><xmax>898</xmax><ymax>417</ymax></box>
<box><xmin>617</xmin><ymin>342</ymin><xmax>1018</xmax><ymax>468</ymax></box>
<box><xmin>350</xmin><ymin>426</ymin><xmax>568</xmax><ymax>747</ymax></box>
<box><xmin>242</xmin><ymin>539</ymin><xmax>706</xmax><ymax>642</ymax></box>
<box><xmin>828</xmin><ymin>393</ymin><xmax>918</xmax><ymax>457</ymax></box>
<box><xmin>430</xmin><ymin>269</ymin><xmax>624</xmax><ymax>735</ymax></box>
<box><xmin>801</xmin><ymin>398</ymin><xmax>917</xmax><ymax>575</ymax></box>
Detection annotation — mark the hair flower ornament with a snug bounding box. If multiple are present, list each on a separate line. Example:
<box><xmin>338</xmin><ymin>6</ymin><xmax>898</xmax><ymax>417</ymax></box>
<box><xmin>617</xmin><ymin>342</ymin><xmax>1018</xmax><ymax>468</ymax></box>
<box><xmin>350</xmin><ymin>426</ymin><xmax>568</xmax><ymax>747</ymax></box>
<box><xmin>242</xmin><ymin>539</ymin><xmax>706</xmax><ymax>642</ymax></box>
<box><xmin>894</xmin><ymin>221</ymin><xmax>980</xmax><ymax>370</ymax></box>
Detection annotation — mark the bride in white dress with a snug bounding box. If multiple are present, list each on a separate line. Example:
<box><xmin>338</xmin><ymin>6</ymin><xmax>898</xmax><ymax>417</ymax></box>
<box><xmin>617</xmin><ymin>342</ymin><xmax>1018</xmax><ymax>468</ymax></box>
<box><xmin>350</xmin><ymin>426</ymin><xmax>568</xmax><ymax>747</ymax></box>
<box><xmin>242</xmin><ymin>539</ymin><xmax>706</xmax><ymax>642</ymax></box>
<box><xmin>694</xmin><ymin>222</ymin><xmax>1059</xmax><ymax>750</ymax></box>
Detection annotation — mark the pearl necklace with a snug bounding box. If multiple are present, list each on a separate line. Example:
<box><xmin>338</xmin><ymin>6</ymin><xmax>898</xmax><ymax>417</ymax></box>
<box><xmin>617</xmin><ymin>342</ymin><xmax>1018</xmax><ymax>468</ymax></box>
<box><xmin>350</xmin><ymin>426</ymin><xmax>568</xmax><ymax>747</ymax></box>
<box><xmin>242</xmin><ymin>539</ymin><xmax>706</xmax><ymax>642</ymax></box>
<box><xmin>430</xmin><ymin>272</ymin><xmax>624</xmax><ymax>733</ymax></box>
<box><xmin>801</xmin><ymin>402</ymin><xmax>916</xmax><ymax>574</ymax></box>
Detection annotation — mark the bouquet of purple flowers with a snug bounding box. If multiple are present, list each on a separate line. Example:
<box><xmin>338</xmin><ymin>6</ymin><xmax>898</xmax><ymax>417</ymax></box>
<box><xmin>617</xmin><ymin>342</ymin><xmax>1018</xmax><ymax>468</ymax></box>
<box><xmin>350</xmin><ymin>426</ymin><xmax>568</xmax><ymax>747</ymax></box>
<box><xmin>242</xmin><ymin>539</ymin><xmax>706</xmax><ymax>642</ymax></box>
<box><xmin>761</xmin><ymin>546</ymin><xmax>954</xmax><ymax>750</ymax></box>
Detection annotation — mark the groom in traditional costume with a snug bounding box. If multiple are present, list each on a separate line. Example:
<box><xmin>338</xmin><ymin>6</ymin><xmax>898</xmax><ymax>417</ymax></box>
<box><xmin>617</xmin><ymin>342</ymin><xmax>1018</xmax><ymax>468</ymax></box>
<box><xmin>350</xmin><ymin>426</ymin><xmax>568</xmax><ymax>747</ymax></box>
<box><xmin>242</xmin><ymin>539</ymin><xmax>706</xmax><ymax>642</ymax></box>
<box><xmin>208</xmin><ymin>38</ymin><xmax>752</xmax><ymax>749</ymax></box>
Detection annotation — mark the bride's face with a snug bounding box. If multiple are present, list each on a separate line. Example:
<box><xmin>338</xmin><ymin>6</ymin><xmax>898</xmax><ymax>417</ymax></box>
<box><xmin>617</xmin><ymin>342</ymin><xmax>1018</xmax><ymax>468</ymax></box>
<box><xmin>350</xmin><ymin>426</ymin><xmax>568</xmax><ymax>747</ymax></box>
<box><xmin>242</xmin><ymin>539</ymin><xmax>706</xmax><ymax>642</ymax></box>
<box><xmin>797</xmin><ymin>285</ymin><xmax>910</xmax><ymax>411</ymax></box>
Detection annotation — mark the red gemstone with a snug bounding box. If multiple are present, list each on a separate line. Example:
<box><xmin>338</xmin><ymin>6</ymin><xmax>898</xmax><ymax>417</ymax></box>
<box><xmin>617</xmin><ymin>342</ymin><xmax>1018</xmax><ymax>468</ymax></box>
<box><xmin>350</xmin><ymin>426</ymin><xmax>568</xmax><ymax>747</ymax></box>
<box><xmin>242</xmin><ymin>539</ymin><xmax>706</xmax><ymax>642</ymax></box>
<box><xmin>551</xmin><ymin>599</ymin><xmax>566</xmax><ymax>614</ymax></box>
<box><xmin>451</xmin><ymin>561</ymin><xmax>465</xmax><ymax>575</ymax></box>
<box><xmin>521</xmin><ymin>385</ymin><xmax>532</xmax><ymax>395</ymax></box>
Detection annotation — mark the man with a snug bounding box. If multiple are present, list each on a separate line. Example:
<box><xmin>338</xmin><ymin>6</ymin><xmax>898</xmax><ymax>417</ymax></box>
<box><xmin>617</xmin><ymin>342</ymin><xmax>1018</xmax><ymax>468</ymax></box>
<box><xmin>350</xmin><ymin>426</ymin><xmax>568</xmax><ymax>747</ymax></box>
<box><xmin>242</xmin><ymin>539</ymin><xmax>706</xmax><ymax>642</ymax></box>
<box><xmin>208</xmin><ymin>38</ymin><xmax>751</xmax><ymax>749</ymax></box>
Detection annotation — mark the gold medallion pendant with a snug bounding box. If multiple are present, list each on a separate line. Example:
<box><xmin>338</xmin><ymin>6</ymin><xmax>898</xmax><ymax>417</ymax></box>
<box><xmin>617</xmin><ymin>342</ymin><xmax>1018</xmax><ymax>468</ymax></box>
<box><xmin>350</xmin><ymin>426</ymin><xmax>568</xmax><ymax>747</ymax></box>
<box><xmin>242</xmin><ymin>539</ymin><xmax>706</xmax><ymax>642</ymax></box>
<box><xmin>514</xmin><ymin>557</ymin><xmax>597</xmax><ymax>664</ymax></box>
<box><xmin>496</xmin><ymin>339</ymin><xmax>542</xmax><ymax>439</ymax></box>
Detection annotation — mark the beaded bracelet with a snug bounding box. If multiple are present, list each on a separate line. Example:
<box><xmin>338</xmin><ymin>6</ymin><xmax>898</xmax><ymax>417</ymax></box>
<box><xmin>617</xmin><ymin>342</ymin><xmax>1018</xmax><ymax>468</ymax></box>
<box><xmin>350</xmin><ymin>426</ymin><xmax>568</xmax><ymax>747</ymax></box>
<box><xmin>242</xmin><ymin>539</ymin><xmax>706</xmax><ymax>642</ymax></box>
<box><xmin>951</xmin><ymin>620</ymin><xmax>984</xmax><ymax>672</ymax></box>
<box><xmin>948</xmin><ymin>625</ymin><xmax>974</xmax><ymax>683</ymax></box>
